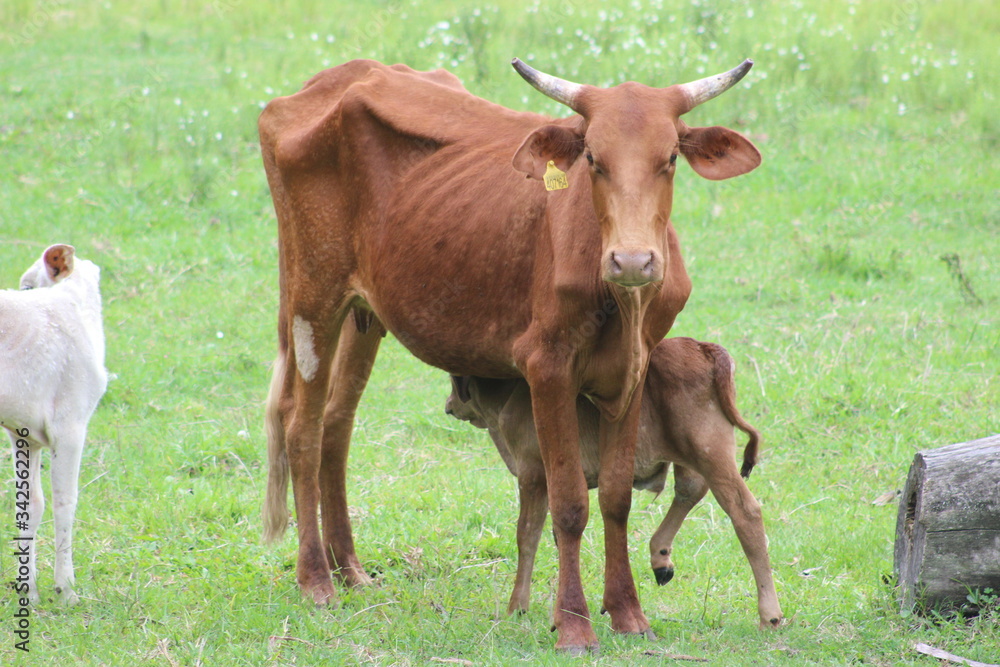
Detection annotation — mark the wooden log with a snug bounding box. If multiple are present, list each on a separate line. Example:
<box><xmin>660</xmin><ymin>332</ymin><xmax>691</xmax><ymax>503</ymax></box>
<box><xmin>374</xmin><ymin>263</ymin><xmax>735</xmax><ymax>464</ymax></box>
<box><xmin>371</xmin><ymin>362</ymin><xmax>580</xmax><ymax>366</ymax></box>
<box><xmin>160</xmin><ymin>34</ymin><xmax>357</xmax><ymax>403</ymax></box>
<box><xmin>894</xmin><ymin>433</ymin><xmax>1000</xmax><ymax>613</ymax></box>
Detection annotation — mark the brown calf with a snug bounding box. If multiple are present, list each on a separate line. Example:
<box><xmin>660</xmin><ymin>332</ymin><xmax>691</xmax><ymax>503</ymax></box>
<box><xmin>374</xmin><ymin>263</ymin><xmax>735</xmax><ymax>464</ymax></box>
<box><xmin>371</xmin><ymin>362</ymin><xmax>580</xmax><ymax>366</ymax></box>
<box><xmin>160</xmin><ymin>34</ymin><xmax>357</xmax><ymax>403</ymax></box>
<box><xmin>445</xmin><ymin>337</ymin><xmax>780</xmax><ymax>625</ymax></box>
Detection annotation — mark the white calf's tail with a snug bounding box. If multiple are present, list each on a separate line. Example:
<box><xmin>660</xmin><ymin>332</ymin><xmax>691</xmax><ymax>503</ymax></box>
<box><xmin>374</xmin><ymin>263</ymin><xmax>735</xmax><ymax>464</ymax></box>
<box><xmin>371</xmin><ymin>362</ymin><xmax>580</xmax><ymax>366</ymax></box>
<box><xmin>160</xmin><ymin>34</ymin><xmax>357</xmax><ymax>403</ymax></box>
<box><xmin>263</xmin><ymin>353</ymin><xmax>290</xmax><ymax>543</ymax></box>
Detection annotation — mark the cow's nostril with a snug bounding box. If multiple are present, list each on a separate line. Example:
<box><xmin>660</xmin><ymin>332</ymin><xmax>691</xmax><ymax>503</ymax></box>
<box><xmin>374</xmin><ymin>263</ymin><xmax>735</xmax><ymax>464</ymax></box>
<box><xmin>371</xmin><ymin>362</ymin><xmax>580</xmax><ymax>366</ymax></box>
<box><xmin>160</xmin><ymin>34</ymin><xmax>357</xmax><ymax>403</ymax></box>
<box><xmin>610</xmin><ymin>252</ymin><xmax>623</xmax><ymax>274</ymax></box>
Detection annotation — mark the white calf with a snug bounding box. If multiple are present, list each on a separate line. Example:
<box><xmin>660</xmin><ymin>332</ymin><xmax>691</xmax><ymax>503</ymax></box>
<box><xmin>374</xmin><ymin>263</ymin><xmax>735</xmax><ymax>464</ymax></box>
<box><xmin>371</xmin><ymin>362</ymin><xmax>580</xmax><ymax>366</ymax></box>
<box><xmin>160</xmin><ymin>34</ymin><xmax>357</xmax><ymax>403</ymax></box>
<box><xmin>1</xmin><ymin>244</ymin><xmax>107</xmax><ymax>604</ymax></box>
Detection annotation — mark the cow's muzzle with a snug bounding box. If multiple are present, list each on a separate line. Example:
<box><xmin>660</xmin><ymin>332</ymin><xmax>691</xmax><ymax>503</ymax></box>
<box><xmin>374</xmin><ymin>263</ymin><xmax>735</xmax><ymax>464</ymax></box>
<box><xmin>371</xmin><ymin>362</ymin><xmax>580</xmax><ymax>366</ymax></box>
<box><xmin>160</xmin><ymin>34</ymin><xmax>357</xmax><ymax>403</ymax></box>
<box><xmin>604</xmin><ymin>248</ymin><xmax>663</xmax><ymax>286</ymax></box>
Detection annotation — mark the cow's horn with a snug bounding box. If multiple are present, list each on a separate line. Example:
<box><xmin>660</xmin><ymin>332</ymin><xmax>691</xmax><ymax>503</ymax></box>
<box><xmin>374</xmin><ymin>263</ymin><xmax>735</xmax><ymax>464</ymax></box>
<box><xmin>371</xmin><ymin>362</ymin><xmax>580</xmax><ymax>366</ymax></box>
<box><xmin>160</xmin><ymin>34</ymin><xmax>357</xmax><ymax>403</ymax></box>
<box><xmin>511</xmin><ymin>58</ymin><xmax>585</xmax><ymax>113</ymax></box>
<box><xmin>676</xmin><ymin>59</ymin><xmax>754</xmax><ymax>113</ymax></box>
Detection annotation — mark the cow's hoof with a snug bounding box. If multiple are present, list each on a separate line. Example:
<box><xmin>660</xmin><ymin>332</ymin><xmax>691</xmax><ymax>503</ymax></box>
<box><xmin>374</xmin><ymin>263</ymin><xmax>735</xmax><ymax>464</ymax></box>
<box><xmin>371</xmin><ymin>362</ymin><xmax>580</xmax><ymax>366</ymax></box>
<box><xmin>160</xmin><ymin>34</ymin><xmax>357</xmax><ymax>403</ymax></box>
<box><xmin>557</xmin><ymin>643</ymin><xmax>600</xmax><ymax>657</ymax></box>
<box><xmin>302</xmin><ymin>582</ymin><xmax>337</xmax><ymax>606</ymax></box>
<box><xmin>653</xmin><ymin>566</ymin><xmax>674</xmax><ymax>585</ymax></box>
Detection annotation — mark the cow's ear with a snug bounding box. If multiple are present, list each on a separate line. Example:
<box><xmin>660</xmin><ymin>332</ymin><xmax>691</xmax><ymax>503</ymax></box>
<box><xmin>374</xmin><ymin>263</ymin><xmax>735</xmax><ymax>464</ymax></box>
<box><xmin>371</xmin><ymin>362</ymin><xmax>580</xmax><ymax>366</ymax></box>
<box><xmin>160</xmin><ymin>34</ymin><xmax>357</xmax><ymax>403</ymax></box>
<box><xmin>512</xmin><ymin>124</ymin><xmax>585</xmax><ymax>180</ymax></box>
<box><xmin>679</xmin><ymin>125</ymin><xmax>761</xmax><ymax>180</ymax></box>
<box><xmin>43</xmin><ymin>244</ymin><xmax>75</xmax><ymax>283</ymax></box>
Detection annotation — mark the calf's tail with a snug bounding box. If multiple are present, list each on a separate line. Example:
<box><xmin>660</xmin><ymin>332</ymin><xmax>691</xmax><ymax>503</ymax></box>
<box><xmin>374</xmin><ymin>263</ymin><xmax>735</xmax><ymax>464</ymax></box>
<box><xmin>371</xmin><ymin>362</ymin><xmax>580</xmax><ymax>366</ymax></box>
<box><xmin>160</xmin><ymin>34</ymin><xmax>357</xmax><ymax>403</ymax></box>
<box><xmin>263</xmin><ymin>353</ymin><xmax>290</xmax><ymax>543</ymax></box>
<box><xmin>704</xmin><ymin>342</ymin><xmax>762</xmax><ymax>479</ymax></box>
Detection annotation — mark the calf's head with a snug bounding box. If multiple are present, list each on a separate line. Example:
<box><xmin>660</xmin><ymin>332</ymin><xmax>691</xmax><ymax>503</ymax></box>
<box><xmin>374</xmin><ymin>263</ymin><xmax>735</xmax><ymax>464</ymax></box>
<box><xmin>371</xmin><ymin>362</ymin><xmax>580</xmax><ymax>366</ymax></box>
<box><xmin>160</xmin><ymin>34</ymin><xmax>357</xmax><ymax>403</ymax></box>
<box><xmin>20</xmin><ymin>244</ymin><xmax>76</xmax><ymax>290</ymax></box>
<box><xmin>444</xmin><ymin>375</ymin><xmax>520</xmax><ymax>430</ymax></box>
<box><xmin>512</xmin><ymin>59</ymin><xmax>761</xmax><ymax>287</ymax></box>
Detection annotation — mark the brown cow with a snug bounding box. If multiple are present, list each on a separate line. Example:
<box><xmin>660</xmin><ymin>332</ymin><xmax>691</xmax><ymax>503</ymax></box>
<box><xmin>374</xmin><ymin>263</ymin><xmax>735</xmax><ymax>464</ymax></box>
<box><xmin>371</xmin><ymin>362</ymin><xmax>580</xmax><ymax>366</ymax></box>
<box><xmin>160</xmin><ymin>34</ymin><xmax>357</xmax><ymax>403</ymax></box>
<box><xmin>444</xmin><ymin>337</ymin><xmax>780</xmax><ymax>624</ymax></box>
<box><xmin>259</xmin><ymin>57</ymin><xmax>773</xmax><ymax>652</ymax></box>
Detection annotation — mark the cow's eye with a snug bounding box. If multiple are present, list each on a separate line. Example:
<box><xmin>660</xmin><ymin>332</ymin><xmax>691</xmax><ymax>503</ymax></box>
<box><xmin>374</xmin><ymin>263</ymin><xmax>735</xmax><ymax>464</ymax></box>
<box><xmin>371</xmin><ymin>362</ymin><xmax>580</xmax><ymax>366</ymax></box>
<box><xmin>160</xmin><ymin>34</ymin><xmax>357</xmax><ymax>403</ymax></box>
<box><xmin>586</xmin><ymin>152</ymin><xmax>605</xmax><ymax>175</ymax></box>
<box><xmin>669</xmin><ymin>153</ymin><xmax>678</xmax><ymax>165</ymax></box>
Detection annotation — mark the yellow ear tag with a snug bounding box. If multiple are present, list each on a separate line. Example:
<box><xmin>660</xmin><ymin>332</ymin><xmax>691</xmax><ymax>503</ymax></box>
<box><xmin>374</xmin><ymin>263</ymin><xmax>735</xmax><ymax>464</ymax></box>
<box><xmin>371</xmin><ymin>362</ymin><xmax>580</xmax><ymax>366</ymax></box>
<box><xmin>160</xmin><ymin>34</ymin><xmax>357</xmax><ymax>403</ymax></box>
<box><xmin>543</xmin><ymin>160</ymin><xmax>569</xmax><ymax>191</ymax></box>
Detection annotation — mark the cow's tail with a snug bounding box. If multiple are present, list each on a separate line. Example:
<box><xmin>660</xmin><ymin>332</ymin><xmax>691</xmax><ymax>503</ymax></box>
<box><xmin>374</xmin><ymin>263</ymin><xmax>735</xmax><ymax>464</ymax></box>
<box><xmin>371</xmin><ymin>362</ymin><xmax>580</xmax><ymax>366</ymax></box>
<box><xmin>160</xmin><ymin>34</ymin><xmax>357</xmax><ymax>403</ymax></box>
<box><xmin>705</xmin><ymin>342</ymin><xmax>761</xmax><ymax>479</ymax></box>
<box><xmin>263</xmin><ymin>352</ymin><xmax>290</xmax><ymax>543</ymax></box>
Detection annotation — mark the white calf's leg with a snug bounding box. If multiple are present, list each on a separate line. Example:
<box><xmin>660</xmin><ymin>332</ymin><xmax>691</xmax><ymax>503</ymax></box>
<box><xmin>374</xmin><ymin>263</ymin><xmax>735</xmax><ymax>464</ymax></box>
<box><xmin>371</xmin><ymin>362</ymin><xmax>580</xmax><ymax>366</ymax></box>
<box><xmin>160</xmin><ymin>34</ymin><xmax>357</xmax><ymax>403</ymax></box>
<box><xmin>12</xmin><ymin>437</ymin><xmax>45</xmax><ymax>605</ymax></box>
<box><xmin>49</xmin><ymin>427</ymin><xmax>85</xmax><ymax>605</ymax></box>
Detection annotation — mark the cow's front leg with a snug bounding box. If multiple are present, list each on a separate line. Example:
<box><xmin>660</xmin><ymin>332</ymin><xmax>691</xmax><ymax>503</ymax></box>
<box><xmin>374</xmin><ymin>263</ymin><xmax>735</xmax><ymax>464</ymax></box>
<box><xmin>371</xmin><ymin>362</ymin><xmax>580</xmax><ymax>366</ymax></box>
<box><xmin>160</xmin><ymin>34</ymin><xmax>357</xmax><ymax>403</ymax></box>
<box><xmin>597</xmin><ymin>386</ymin><xmax>653</xmax><ymax>638</ymax></box>
<box><xmin>525</xmin><ymin>358</ymin><xmax>596</xmax><ymax>655</ymax></box>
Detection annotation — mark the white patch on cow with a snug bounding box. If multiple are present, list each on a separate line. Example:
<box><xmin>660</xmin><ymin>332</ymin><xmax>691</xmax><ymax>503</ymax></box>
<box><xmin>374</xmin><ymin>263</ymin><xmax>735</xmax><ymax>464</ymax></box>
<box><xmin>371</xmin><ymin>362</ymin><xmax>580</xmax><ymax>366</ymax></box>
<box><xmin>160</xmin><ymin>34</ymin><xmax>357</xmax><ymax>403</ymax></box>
<box><xmin>292</xmin><ymin>315</ymin><xmax>319</xmax><ymax>383</ymax></box>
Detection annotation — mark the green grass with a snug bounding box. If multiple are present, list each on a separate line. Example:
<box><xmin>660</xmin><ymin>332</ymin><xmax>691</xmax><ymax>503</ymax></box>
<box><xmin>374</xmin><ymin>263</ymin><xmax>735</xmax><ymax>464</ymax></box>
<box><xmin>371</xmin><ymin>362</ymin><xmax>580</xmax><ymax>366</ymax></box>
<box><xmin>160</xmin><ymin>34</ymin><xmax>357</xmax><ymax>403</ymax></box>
<box><xmin>1</xmin><ymin>0</ymin><xmax>998</xmax><ymax>664</ymax></box>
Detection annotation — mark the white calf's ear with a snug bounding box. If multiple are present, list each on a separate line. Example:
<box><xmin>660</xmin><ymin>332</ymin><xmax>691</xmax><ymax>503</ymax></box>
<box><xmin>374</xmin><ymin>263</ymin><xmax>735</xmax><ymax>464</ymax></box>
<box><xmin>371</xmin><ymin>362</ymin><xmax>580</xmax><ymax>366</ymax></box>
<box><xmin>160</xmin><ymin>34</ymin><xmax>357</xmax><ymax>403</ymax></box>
<box><xmin>43</xmin><ymin>244</ymin><xmax>76</xmax><ymax>284</ymax></box>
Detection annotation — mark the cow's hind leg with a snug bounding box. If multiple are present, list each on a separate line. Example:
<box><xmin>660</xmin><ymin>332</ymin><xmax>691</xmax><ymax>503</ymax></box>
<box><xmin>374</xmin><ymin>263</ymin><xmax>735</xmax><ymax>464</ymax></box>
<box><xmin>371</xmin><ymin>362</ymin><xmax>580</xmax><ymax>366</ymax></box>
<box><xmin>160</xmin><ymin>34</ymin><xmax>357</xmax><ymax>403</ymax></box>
<box><xmin>648</xmin><ymin>464</ymin><xmax>708</xmax><ymax>585</ymax></box>
<box><xmin>703</xmin><ymin>463</ymin><xmax>783</xmax><ymax>628</ymax></box>
<box><xmin>283</xmin><ymin>305</ymin><xmax>347</xmax><ymax>605</ymax></box>
<box><xmin>50</xmin><ymin>425</ymin><xmax>85</xmax><ymax>605</ymax></box>
<box><xmin>319</xmin><ymin>313</ymin><xmax>384</xmax><ymax>587</ymax></box>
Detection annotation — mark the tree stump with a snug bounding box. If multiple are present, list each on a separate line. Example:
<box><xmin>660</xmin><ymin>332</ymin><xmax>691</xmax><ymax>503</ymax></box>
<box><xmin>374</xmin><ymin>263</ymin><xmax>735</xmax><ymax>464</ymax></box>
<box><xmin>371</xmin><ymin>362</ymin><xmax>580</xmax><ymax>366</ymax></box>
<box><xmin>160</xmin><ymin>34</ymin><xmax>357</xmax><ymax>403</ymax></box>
<box><xmin>894</xmin><ymin>434</ymin><xmax>1000</xmax><ymax>613</ymax></box>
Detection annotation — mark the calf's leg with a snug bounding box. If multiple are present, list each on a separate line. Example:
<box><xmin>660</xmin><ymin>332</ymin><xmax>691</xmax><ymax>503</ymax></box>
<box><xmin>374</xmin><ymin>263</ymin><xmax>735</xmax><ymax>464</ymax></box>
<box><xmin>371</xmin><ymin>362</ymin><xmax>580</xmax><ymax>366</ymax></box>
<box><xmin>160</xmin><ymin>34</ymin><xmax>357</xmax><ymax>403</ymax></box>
<box><xmin>704</xmin><ymin>464</ymin><xmax>783</xmax><ymax>628</ymax></box>
<box><xmin>648</xmin><ymin>464</ymin><xmax>708</xmax><ymax>585</ymax></box>
<box><xmin>50</xmin><ymin>426</ymin><xmax>85</xmax><ymax>604</ymax></box>
<box><xmin>11</xmin><ymin>438</ymin><xmax>44</xmax><ymax>604</ymax></box>
<box><xmin>508</xmin><ymin>459</ymin><xmax>547</xmax><ymax>614</ymax></box>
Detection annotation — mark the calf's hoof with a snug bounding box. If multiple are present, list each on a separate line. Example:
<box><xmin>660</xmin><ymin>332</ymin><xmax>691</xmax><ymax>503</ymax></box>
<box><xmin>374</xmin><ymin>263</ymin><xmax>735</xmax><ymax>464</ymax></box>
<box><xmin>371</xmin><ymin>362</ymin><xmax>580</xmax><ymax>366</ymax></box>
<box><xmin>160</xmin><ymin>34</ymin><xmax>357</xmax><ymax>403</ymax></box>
<box><xmin>759</xmin><ymin>616</ymin><xmax>784</xmax><ymax>630</ymax></box>
<box><xmin>653</xmin><ymin>566</ymin><xmax>674</xmax><ymax>585</ymax></box>
<box><xmin>55</xmin><ymin>587</ymin><xmax>80</xmax><ymax>606</ymax></box>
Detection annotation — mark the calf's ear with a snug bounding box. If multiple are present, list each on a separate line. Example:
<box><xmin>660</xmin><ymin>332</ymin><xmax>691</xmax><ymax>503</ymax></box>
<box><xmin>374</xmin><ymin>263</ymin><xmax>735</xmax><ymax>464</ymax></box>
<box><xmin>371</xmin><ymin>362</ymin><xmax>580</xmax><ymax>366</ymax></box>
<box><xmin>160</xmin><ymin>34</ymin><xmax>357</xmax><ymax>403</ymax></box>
<box><xmin>680</xmin><ymin>125</ymin><xmax>761</xmax><ymax>180</ymax></box>
<box><xmin>512</xmin><ymin>124</ymin><xmax>585</xmax><ymax>180</ymax></box>
<box><xmin>450</xmin><ymin>375</ymin><xmax>472</xmax><ymax>403</ymax></box>
<box><xmin>43</xmin><ymin>244</ymin><xmax>76</xmax><ymax>283</ymax></box>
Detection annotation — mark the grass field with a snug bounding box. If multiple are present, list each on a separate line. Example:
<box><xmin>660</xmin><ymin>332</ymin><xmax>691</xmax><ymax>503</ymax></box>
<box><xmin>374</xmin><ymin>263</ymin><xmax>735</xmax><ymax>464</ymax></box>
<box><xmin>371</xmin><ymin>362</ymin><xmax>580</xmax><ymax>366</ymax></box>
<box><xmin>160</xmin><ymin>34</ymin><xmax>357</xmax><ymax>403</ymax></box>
<box><xmin>1</xmin><ymin>0</ymin><xmax>998</xmax><ymax>664</ymax></box>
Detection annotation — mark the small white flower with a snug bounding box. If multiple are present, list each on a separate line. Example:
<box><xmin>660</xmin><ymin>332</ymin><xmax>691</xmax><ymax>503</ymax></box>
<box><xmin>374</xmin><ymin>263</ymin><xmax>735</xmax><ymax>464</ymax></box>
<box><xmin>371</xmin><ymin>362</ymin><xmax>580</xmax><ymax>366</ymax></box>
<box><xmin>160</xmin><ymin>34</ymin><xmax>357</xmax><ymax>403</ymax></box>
<box><xmin>216</xmin><ymin>331</ymin><xmax>224</xmax><ymax>339</ymax></box>
<box><xmin>66</xmin><ymin>110</ymin><xmax>75</xmax><ymax>119</ymax></box>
